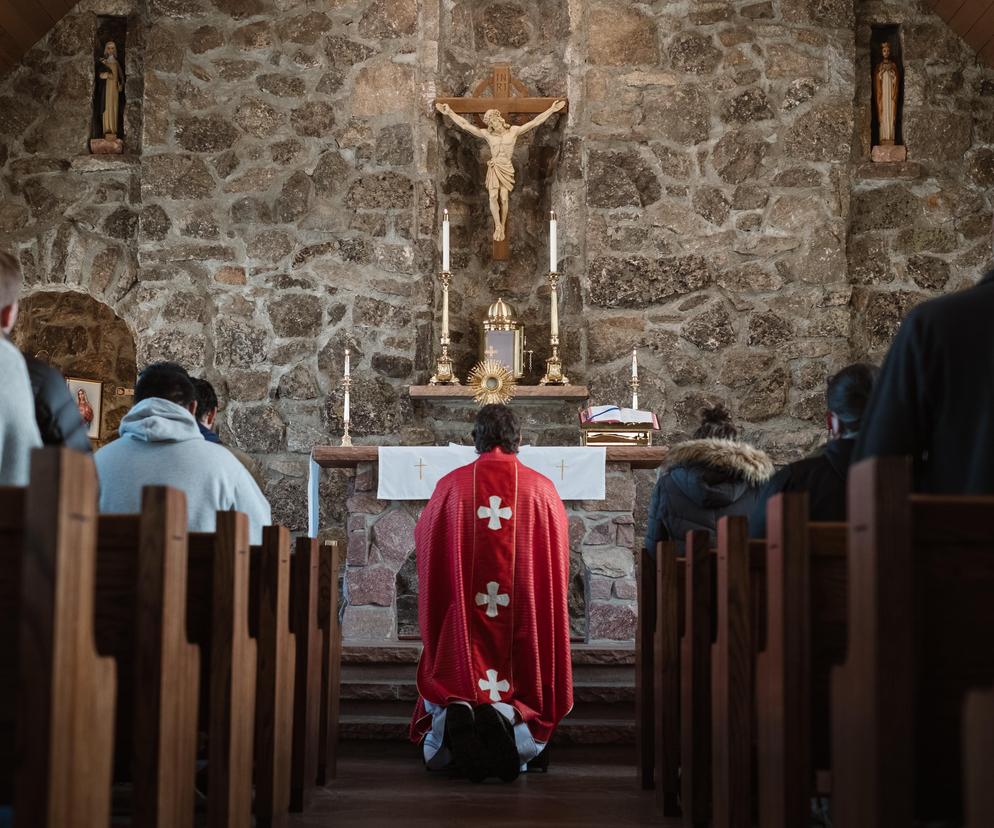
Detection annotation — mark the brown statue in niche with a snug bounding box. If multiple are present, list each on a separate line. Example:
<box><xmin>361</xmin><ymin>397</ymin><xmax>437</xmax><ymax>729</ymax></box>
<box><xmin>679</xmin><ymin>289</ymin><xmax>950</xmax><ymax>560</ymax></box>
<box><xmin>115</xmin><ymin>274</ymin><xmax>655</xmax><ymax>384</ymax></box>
<box><xmin>91</xmin><ymin>40</ymin><xmax>124</xmax><ymax>155</ymax></box>
<box><xmin>871</xmin><ymin>41</ymin><xmax>906</xmax><ymax>162</ymax></box>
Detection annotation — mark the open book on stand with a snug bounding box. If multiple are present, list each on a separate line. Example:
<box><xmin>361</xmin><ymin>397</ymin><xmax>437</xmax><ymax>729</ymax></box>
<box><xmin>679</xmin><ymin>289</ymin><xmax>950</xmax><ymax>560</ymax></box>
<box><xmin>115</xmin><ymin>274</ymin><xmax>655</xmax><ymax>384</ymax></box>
<box><xmin>579</xmin><ymin>405</ymin><xmax>659</xmax><ymax>446</ymax></box>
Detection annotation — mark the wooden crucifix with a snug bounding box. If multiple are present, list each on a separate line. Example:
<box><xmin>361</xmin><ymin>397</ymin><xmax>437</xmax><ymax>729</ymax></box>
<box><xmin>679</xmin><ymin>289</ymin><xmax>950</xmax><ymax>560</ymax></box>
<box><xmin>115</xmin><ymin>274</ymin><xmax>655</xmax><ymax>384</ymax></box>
<box><xmin>435</xmin><ymin>65</ymin><xmax>567</xmax><ymax>261</ymax></box>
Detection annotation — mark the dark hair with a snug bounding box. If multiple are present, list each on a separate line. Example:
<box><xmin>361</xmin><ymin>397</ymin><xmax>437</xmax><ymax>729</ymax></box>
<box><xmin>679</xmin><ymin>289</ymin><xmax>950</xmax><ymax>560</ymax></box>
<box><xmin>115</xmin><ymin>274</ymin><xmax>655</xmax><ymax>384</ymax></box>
<box><xmin>472</xmin><ymin>404</ymin><xmax>521</xmax><ymax>454</ymax></box>
<box><xmin>826</xmin><ymin>363</ymin><xmax>878</xmax><ymax>435</ymax></box>
<box><xmin>0</xmin><ymin>250</ymin><xmax>22</xmax><ymax>309</ymax></box>
<box><xmin>191</xmin><ymin>377</ymin><xmax>218</xmax><ymax>422</ymax></box>
<box><xmin>135</xmin><ymin>362</ymin><xmax>196</xmax><ymax>407</ymax></box>
<box><xmin>693</xmin><ymin>404</ymin><xmax>738</xmax><ymax>440</ymax></box>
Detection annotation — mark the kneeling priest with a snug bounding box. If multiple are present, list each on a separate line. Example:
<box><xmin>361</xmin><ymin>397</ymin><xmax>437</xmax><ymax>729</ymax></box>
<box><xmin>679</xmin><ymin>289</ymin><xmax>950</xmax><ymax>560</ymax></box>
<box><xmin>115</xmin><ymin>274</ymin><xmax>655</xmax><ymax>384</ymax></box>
<box><xmin>410</xmin><ymin>404</ymin><xmax>573</xmax><ymax>782</ymax></box>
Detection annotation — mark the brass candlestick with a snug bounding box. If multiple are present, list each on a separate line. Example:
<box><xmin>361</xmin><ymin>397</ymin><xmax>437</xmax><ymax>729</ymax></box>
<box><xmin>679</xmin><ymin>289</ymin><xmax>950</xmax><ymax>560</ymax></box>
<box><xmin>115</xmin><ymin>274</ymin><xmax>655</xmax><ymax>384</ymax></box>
<box><xmin>630</xmin><ymin>374</ymin><xmax>640</xmax><ymax>411</ymax></box>
<box><xmin>430</xmin><ymin>271</ymin><xmax>459</xmax><ymax>385</ymax></box>
<box><xmin>540</xmin><ymin>271</ymin><xmax>568</xmax><ymax>385</ymax></box>
<box><xmin>341</xmin><ymin>373</ymin><xmax>352</xmax><ymax>447</ymax></box>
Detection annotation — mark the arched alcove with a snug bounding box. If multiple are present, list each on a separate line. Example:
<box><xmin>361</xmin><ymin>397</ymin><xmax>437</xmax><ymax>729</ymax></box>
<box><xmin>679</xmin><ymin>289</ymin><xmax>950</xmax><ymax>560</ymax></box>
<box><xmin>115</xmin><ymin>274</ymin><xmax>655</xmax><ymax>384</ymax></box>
<box><xmin>12</xmin><ymin>290</ymin><xmax>137</xmax><ymax>446</ymax></box>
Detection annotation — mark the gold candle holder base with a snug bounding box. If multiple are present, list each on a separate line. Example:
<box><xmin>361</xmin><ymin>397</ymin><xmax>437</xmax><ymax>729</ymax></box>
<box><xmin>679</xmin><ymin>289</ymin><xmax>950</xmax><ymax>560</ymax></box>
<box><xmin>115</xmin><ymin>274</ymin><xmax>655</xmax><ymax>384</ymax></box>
<box><xmin>540</xmin><ymin>343</ymin><xmax>569</xmax><ymax>386</ymax></box>
<box><xmin>429</xmin><ymin>342</ymin><xmax>460</xmax><ymax>385</ymax></box>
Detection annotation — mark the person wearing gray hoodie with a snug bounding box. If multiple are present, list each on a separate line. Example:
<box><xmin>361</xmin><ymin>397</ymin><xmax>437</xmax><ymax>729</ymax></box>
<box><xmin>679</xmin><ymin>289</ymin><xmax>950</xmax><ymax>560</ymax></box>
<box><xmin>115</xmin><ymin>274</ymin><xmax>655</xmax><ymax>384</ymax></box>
<box><xmin>94</xmin><ymin>362</ymin><xmax>272</xmax><ymax>543</ymax></box>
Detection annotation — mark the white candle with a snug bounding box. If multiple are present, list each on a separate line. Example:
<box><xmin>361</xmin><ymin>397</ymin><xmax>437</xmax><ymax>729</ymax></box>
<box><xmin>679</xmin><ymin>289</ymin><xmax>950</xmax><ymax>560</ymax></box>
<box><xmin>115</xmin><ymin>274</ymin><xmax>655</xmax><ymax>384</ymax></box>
<box><xmin>344</xmin><ymin>347</ymin><xmax>351</xmax><ymax>378</ymax></box>
<box><xmin>549</xmin><ymin>209</ymin><xmax>557</xmax><ymax>273</ymax></box>
<box><xmin>632</xmin><ymin>348</ymin><xmax>638</xmax><ymax>380</ymax></box>
<box><xmin>442</xmin><ymin>208</ymin><xmax>450</xmax><ymax>272</ymax></box>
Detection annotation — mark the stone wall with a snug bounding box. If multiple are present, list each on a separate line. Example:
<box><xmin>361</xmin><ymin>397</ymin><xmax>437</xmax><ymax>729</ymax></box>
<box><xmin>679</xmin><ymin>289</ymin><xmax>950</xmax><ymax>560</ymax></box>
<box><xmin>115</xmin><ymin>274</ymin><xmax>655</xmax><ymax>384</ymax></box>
<box><xmin>0</xmin><ymin>0</ymin><xmax>992</xmax><ymax>641</ymax></box>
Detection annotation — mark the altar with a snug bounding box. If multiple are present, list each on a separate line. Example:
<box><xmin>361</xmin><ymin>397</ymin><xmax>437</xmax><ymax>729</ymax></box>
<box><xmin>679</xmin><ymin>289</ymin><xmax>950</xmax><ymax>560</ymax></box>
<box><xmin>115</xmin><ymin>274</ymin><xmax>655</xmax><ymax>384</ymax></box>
<box><xmin>310</xmin><ymin>445</ymin><xmax>667</xmax><ymax>644</ymax></box>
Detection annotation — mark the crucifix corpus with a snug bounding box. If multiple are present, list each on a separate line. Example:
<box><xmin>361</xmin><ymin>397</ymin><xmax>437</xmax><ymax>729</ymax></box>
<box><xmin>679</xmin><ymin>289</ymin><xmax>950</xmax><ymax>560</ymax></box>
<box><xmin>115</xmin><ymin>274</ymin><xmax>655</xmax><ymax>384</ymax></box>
<box><xmin>435</xmin><ymin>65</ymin><xmax>567</xmax><ymax>261</ymax></box>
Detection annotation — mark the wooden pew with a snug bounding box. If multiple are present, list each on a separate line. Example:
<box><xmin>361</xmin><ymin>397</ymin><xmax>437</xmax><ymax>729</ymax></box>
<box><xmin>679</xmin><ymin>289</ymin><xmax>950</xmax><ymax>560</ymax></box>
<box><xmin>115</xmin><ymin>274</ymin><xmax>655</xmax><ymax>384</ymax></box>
<box><xmin>681</xmin><ymin>529</ymin><xmax>712</xmax><ymax>827</ymax></box>
<box><xmin>0</xmin><ymin>448</ymin><xmax>117</xmax><ymax>826</ymax></box>
<box><xmin>710</xmin><ymin>516</ymin><xmax>752</xmax><ymax>828</ymax></box>
<box><xmin>289</xmin><ymin>536</ymin><xmax>322</xmax><ymax>811</ymax></box>
<box><xmin>964</xmin><ymin>686</ymin><xmax>994</xmax><ymax>828</ymax></box>
<box><xmin>317</xmin><ymin>539</ymin><xmax>343</xmax><ymax>785</ymax></box>
<box><xmin>832</xmin><ymin>456</ymin><xmax>994</xmax><ymax>825</ymax></box>
<box><xmin>636</xmin><ymin>546</ymin><xmax>655</xmax><ymax>792</ymax></box>
<box><xmin>636</xmin><ymin>542</ymin><xmax>681</xmax><ymax>815</ymax></box>
<box><xmin>188</xmin><ymin>514</ymin><xmax>258</xmax><ymax>828</ymax></box>
<box><xmin>251</xmin><ymin>526</ymin><xmax>296</xmax><ymax>828</ymax></box>
<box><xmin>94</xmin><ymin>487</ymin><xmax>200</xmax><ymax>828</ymax></box>
<box><xmin>754</xmin><ymin>493</ymin><xmax>847</xmax><ymax>828</ymax></box>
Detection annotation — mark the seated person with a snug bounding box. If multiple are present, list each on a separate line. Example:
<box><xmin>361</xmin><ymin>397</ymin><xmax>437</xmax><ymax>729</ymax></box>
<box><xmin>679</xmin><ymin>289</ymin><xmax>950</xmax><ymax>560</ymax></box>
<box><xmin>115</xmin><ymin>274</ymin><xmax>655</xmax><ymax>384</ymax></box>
<box><xmin>645</xmin><ymin>404</ymin><xmax>773</xmax><ymax>556</ymax></box>
<box><xmin>410</xmin><ymin>405</ymin><xmax>572</xmax><ymax>783</ymax></box>
<box><xmin>0</xmin><ymin>250</ymin><xmax>42</xmax><ymax>485</ymax></box>
<box><xmin>749</xmin><ymin>363</ymin><xmax>877</xmax><ymax>538</ymax></box>
<box><xmin>94</xmin><ymin>362</ymin><xmax>272</xmax><ymax>543</ymax></box>
<box><xmin>191</xmin><ymin>376</ymin><xmax>266</xmax><ymax>488</ymax></box>
<box><xmin>25</xmin><ymin>355</ymin><xmax>92</xmax><ymax>453</ymax></box>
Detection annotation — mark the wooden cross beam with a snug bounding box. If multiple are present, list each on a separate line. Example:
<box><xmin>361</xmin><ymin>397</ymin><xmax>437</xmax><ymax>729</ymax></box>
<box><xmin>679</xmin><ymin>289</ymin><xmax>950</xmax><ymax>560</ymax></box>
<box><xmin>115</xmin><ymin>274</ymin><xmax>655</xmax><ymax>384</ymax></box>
<box><xmin>435</xmin><ymin>65</ymin><xmax>568</xmax><ymax>261</ymax></box>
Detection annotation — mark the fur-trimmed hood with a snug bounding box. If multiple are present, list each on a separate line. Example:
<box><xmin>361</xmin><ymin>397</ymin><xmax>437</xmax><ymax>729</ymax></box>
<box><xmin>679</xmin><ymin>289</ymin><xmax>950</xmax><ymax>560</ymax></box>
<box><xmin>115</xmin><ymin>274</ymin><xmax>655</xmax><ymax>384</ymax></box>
<box><xmin>662</xmin><ymin>438</ymin><xmax>774</xmax><ymax>486</ymax></box>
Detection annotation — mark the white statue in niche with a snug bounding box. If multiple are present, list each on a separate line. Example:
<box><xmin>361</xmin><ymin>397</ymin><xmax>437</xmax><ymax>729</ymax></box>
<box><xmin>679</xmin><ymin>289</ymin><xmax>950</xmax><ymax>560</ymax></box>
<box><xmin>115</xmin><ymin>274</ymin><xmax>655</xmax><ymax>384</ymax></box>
<box><xmin>92</xmin><ymin>40</ymin><xmax>124</xmax><ymax>154</ymax></box>
<box><xmin>874</xmin><ymin>41</ymin><xmax>899</xmax><ymax>145</ymax></box>
<box><xmin>435</xmin><ymin>99</ymin><xmax>565</xmax><ymax>242</ymax></box>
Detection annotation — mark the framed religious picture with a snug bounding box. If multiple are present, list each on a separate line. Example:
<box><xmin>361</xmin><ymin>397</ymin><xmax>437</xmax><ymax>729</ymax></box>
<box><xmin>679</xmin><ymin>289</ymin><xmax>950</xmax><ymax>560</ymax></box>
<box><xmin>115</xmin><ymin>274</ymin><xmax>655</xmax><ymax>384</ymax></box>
<box><xmin>66</xmin><ymin>377</ymin><xmax>102</xmax><ymax>439</ymax></box>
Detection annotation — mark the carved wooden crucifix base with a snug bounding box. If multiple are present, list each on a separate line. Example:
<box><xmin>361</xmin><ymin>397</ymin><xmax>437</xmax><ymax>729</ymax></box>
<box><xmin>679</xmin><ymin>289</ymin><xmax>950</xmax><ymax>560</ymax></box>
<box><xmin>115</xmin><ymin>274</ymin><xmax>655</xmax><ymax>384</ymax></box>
<box><xmin>436</xmin><ymin>65</ymin><xmax>567</xmax><ymax>262</ymax></box>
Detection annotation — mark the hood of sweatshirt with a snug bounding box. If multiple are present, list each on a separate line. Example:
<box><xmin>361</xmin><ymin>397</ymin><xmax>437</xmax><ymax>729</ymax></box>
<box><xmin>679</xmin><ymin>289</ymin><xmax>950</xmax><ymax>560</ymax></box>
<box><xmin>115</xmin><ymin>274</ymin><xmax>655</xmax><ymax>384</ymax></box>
<box><xmin>119</xmin><ymin>397</ymin><xmax>203</xmax><ymax>443</ymax></box>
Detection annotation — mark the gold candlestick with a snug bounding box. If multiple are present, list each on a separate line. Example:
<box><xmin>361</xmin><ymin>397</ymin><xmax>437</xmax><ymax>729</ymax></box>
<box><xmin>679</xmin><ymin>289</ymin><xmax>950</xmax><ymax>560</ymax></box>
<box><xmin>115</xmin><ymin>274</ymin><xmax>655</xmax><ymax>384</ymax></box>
<box><xmin>341</xmin><ymin>374</ymin><xmax>352</xmax><ymax>447</ymax></box>
<box><xmin>430</xmin><ymin>270</ymin><xmax>459</xmax><ymax>385</ymax></box>
<box><xmin>540</xmin><ymin>271</ymin><xmax>569</xmax><ymax>385</ymax></box>
<box><xmin>630</xmin><ymin>374</ymin><xmax>640</xmax><ymax>411</ymax></box>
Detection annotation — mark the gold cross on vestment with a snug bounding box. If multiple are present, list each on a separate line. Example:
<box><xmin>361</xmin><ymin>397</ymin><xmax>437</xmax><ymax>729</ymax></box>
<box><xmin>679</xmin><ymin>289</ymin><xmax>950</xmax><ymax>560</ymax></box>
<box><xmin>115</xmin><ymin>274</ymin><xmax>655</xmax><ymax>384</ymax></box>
<box><xmin>557</xmin><ymin>459</ymin><xmax>567</xmax><ymax>480</ymax></box>
<box><xmin>414</xmin><ymin>459</ymin><xmax>426</xmax><ymax>480</ymax></box>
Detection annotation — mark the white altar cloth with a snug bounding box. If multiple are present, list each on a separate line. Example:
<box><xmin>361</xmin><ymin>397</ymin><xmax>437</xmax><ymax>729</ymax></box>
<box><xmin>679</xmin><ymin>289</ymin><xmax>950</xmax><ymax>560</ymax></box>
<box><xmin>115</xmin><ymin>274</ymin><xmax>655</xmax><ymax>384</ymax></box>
<box><xmin>307</xmin><ymin>446</ymin><xmax>606</xmax><ymax>537</ymax></box>
<box><xmin>377</xmin><ymin>446</ymin><xmax>607</xmax><ymax>501</ymax></box>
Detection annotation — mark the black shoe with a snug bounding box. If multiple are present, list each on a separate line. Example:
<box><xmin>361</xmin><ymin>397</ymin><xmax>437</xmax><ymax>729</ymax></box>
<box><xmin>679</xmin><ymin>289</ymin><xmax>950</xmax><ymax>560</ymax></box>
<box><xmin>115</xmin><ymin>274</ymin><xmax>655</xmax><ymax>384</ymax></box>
<box><xmin>444</xmin><ymin>704</ymin><xmax>489</xmax><ymax>783</ymax></box>
<box><xmin>474</xmin><ymin>704</ymin><xmax>520</xmax><ymax>783</ymax></box>
<box><xmin>526</xmin><ymin>746</ymin><xmax>550</xmax><ymax>773</ymax></box>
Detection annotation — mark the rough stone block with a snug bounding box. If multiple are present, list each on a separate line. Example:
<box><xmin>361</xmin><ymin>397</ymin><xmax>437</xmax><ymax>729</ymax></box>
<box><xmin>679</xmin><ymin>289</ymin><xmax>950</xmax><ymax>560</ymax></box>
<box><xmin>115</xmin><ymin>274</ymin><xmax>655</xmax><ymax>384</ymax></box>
<box><xmin>346</xmin><ymin>494</ymin><xmax>387</xmax><ymax>516</ymax></box>
<box><xmin>355</xmin><ymin>461</ymin><xmax>378</xmax><ymax>493</ymax></box>
<box><xmin>589</xmin><ymin>575</ymin><xmax>613</xmax><ymax>600</ymax></box>
<box><xmin>588</xmin><ymin>601</ymin><xmax>637</xmax><ymax>641</ymax></box>
<box><xmin>347</xmin><ymin>530</ymin><xmax>368</xmax><ymax>566</ymax></box>
<box><xmin>613</xmin><ymin>578</ymin><xmax>637</xmax><ymax>601</ymax></box>
<box><xmin>584</xmin><ymin>521</ymin><xmax>615</xmax><ymax>547</ymax></box>
<box><xmin>372</xmin><ymin>508</ymin><xmax>417</xmax><ymax>568</ymax></box>
<box><xmin>342</xmin><ymin>605</ymin><xmax>395</xmax><ymax>641</ymax></box>
<box><xmin>348</xmin><ymin>564</ymin><xmax>395</xmax><ymax>607</ymax></box>
<box><xmin>582</xmin><ymin>545</ymin><xmax>634</xmax><ymax>578</ymax></box>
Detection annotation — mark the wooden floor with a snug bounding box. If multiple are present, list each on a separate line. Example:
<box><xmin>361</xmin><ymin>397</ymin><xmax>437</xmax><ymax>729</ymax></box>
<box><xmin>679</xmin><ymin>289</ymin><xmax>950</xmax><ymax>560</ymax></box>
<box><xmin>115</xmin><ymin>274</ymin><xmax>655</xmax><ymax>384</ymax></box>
<box><xmin>288</xmin><ymin>742</ymin><xmax>676</xmax><ymax>827</ymax></box>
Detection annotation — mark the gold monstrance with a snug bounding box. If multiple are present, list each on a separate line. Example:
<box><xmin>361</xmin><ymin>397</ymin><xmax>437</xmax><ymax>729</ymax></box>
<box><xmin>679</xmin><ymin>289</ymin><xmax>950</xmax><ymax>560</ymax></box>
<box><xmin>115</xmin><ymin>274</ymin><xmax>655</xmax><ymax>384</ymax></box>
<box><xmin>480</xmin><ymin>297</ymin><xmax>525</xmax><ymax>379</ymax></box>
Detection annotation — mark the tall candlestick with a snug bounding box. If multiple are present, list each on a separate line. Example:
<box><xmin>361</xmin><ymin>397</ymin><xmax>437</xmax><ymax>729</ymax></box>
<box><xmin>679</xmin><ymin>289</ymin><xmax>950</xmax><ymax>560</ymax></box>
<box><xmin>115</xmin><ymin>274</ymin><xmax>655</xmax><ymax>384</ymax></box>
<box><xmin>341</xmin><ymin>347</ymin><xmax>352</xmax><ymax>446</ymax></box>
<box><xmin>441</xmin><ymin>279</ymin><xmax>449</xmax><ymax>341</ymax></box>
<box><xmin>549</xmin><ymin>209</ymin><xmax>557</xmax><ymax>274</ymax></box>
<box><xmin>540</xmin><ymin>270</ymin><xmax>568</xmax><ymax>386</ymax></box>
<box><xmin>630</xmin><ymin>348</ymin><xmax>640</xmax><ymax>411</ymax></box>
<box><xmin>430</xmin><ymin>270</ymin><xmax>458</xmax><ymax>385</ymax></box>
<box><xmin>550</xmin><ymin>277</ymin><xmax>559</xmax><ymax>339</ymax></box>
<box><xmin>442</xmin><ymin>208</ymin><xmax>450</xmax><ymax>273</ymax></box>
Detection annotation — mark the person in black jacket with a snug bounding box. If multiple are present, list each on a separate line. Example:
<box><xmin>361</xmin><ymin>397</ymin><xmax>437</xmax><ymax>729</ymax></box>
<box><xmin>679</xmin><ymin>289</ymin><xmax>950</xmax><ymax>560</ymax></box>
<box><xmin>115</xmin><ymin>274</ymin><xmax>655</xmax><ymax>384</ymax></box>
<box><xmin>645</xmin><ymin>405</ymin><xmax>774</xmax><ymax>556</ymax></box>
<box><xmin>749</xmin><ymin>363</ymin><xmax>877</xmax><ymax>539</ymax></box>
<box><xmin>854</xmin><ymin>267</ymin><xmax>994</xmax><ymax>494</ymax></box>
<box><xmin>24</xmin><ymin>356</ymin><xmax>92</xmax><ymax>453</ymax></box>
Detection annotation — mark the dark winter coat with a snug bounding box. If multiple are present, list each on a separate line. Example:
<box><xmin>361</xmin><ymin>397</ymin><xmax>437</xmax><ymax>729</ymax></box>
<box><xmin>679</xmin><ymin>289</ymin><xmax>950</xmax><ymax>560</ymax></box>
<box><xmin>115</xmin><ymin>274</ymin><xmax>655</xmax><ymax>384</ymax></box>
<box><xmin>854</xmin><ymin>269</ymin><xmax>994</xmax><ymax>494</ymax></box>
<box><xmin>24</xmin><ymin>356</ymin><xmax>92</xmax><ymax>454</ymax></box>
<box><xmin>644</xmin><ymin>438</ymin><xmax>775</xmax><ymax>556</ymax></box>
<box><xmin>748</xmin><ymin>438</ymin><xmax>855</xmax><ymax>539</ymax></box>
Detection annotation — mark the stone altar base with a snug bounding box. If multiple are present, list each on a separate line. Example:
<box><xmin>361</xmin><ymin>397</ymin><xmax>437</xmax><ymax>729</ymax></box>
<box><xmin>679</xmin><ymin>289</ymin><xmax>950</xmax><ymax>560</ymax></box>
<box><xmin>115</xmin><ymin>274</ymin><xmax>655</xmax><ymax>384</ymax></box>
<box><xmin>340</xmin><ymin>460</ymin><xmax>643</xmax><ymax>644</ymax></box>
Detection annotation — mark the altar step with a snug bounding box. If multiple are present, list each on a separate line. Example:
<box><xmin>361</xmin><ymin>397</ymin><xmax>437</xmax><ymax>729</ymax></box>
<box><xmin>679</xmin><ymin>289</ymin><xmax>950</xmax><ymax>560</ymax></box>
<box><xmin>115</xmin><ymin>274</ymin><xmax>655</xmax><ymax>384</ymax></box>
<box><xmin>339</xmin><ymin>642</ymin><xmax>637</xmax><ymax>746</ymax></box>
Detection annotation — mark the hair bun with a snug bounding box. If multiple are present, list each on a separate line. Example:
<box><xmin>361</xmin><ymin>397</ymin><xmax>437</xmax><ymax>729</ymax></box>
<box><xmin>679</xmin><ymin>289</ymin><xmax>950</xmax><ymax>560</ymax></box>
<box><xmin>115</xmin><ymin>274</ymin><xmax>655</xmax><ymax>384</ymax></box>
<box><xmin>700</xmin><ymin>404</ymin><xmax>732</xmax><ymax>425</ymax></box>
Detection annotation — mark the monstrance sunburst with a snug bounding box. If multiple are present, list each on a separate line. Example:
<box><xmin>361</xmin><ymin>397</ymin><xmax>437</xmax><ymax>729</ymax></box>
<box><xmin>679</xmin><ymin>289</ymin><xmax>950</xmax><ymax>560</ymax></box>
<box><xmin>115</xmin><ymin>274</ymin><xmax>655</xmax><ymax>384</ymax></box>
<box><xmin>467</xmin><ymin>360</ymin><xmax>517</xmax><ymax>406</ymax></box>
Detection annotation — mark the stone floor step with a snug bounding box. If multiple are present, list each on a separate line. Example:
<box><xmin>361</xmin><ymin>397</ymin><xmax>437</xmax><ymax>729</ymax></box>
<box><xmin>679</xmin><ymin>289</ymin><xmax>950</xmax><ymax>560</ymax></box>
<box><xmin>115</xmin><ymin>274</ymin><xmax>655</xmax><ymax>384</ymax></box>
<box><xmin>339</xmin><ymin>714</ymin><xmax>636</xmax><ymax>745</ymax></box>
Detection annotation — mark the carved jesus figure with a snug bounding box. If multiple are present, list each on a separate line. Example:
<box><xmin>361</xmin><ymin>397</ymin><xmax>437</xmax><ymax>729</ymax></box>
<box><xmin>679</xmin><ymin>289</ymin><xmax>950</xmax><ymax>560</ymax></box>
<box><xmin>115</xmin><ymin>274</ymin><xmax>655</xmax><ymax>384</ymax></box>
<box><xmin>436</xmin><ymin>99</ymin><xmax>566</xmax><ymax>241</ymax></box>
<box><xmin>874</xmin><ymin>41</ymin><xmax>899</xmax><ymax>145</ymax></box>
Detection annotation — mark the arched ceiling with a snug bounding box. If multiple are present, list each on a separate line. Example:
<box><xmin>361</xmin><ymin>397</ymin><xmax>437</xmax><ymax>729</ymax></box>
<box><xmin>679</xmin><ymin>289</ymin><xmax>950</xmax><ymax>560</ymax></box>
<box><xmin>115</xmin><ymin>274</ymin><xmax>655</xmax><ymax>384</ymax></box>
<box><xmin>0</xmin><ymin>1</ymin><xmax>993</xmax><ymax>76</ymax></box>
<box><xmin>927</xmin><ymin>0</ymin><xmax>994</xmax><ymax>65</ymax></box>
<box><xmin>0</xmin><ymin>0</ymin><xmax>80</xmax><ymax>74</ymax></box>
